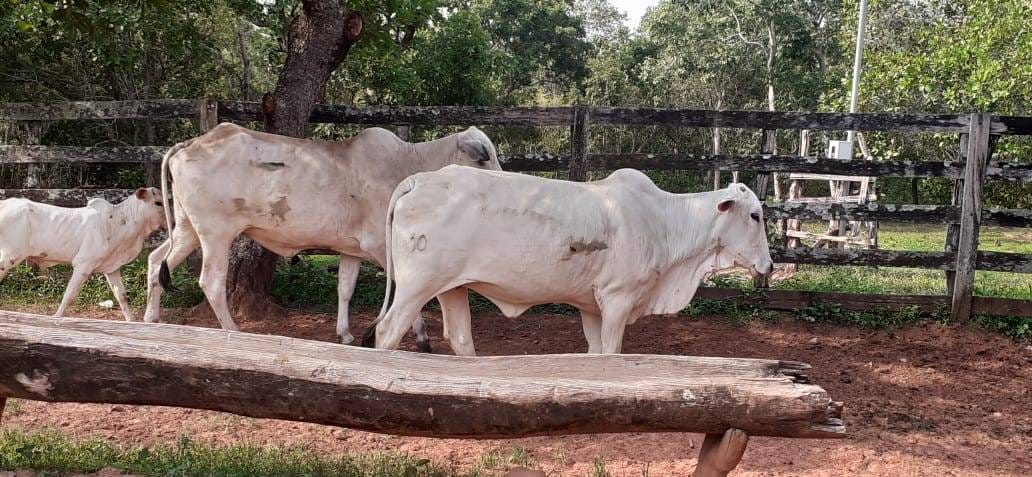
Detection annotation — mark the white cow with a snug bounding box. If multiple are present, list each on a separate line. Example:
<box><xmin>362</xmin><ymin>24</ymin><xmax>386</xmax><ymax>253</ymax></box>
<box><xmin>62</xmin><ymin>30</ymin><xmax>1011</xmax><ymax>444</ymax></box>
<box><xmin>364</xmin><ymin>166</ymin><xmax>774</xmax><ymax>355</ymax></box>
<box><xmin>0</xmin><ymin>188</ymin><xmax>166</xmax><ymax>321</ymax></box>
<box><xmin>145</xmin><ymin>123</ymin><xmax>501</xmax><ymax>348</ymax></box>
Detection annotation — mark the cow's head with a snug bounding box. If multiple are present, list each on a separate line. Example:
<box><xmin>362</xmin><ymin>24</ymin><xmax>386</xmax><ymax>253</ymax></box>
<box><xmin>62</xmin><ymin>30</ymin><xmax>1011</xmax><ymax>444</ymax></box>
<box><xmin>132</xmin><ymin>187</ymin><xmax>166</xmax><ymax>231</ymax></box>
<box><xmin>710</xmin><ymin>183</ymin><xmax>774</xmax><ymax>277</ymax></box>
<box><xmin>456</xmin><ymin>126</ymin><xmax>502</xmax><ymax>171</ymax></box>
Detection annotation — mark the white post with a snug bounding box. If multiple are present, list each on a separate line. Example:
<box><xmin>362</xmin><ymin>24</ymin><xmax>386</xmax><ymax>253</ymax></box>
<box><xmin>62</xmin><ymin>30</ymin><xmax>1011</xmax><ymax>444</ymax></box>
<box><xmin>846</xmin><ymin>0</ymin><xmax>869</xmax><ymax>143</ymax></box>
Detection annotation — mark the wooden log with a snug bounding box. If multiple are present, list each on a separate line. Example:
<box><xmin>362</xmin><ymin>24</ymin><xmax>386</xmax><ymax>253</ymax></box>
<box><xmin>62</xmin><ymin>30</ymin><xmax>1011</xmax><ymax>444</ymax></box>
<box><xmin>589</xmin><ymin>108</ymin><xmax>970</xmax><ymax>133</ymax></box>
<box><xmin>0</xmin><ymin>312</ymin><xmax>846</xmax><ymax>439</ymax></box>
<box><xmin>973</xmin><ymin>296</ymin><xmax>1032</xmax><ymax>317</ymax></box>
<box><xmin>568</xmin><ymin>107</ymin><xmax>590</xmax><ymax>181</ymax></box>
<box><xmin>693</xmin><ymin>429</ymin><xmax>749</xmax><ymax>477</ymax></box>
<box><xmin>0</xmin><ymin>100</ymin><xmax>199</xmax><ymax>121</ymax></box>
<box><xmin>765</xmin><ymin>203</ymin><xmax>958</xmax><ymax>224</ymax></box>
<box><xmin>770</xmin><ymin>246</ymin><xmax>950</xmax><ymax>269</ymax></box>
<box><xmin>951</xmin><ymin>115</ymin><xmax>992</xmax><ymax>322</ymax></box>
<box><xmin>219</xmin><ymin>101</ymin><xmax>575</xmax><ymax>126</ymax></box>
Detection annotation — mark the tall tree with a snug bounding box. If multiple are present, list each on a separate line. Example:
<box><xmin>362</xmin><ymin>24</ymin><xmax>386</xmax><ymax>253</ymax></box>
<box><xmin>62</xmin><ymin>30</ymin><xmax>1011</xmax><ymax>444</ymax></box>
<box><xmin>225</xmin><ymin>0</ymin><xmax>364</xmax><ymax>319</ymax></box>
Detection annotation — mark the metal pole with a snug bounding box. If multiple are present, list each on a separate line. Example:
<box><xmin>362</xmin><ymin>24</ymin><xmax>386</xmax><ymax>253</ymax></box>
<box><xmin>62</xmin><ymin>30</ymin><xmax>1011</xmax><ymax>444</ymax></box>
<box><xmin>846</xmin><ymin>0</ymin><xmax>869</xmax><ymax>144</ymax></box>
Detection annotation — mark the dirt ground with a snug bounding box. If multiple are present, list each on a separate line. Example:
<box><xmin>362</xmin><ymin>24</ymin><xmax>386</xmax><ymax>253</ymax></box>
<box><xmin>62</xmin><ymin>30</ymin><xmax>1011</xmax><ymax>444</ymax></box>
<box><xmin>4</xmin><ymin>307</ymin><xmax>1032</xmax><ymax>476</ymax></box>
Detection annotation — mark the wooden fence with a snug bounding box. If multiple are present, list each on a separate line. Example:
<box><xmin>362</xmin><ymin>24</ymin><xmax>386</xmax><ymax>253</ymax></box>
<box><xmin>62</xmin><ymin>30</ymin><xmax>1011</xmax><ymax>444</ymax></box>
<box><xmin>1</xmin><ymin>100</ymin><xmax>1030</xmax><ymax>321</ymax></box>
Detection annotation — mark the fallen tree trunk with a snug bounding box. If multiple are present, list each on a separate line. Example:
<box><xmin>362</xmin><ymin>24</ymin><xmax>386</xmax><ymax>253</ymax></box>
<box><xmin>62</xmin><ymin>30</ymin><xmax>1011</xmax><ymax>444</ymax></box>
<box><xmin>0</xmin><ymin>311</ymin><xmax>845</xmax><ymax>439</ymax></box>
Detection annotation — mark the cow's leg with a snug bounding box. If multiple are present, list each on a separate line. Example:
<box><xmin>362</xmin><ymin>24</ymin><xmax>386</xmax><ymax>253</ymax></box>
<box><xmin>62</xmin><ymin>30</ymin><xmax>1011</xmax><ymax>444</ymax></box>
<box><xmin>599</xmin><ymin>300</ymin><xmax>633</xmax><ymax>354</ymax></box>
<box><xmin>144</xmin><ymin>220</ymin><xmax>200</xmax><ymax>323</ymax></box>
<box><xmin>0</xmin><ymin>251</ymin><xmax>25</xmax><ymax>283</ymax></box>
<box><xmin>104</xmin><ymin>270</ymin><xmax>135</xmax><ymax>321</ymax></box>
<box><xmin>580</xmin><ymin>310</ymin><xmax>603</xmax><ymax>354</ymax></box>
<box><xmin>197</xmin><ymin>234</ymin><xmax>238</xmax><ymax>331</ymax></box>
<box><xmin>410</xmin><ymin>315</ymin><xmax>432</xmax><ymax>353</ymax></box>
<box><xmin>375</xmin><ymin>286</ymin><xmax>435</xmax><ymax>351</ymax></box>
<box><xmin>335</xmin><ymin>255</ymin><xmax>362</xmax><ymax>344</ymax></box>
<box><xmin>55</xmin><ymin>265</ymin><xmax>94</xmax><ymax>317</ymax></box>
<box><xmin>438</xmin><ymin>287</ymin><xmax>474</xmax><ymax>356</ymax></box>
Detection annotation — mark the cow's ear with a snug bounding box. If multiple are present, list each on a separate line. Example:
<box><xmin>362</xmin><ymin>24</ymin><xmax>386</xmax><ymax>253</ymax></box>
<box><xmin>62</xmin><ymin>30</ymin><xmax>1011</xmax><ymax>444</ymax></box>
<box><xmin>459</xmin><ymin>138</ymin><xmax>491</xmax><ymax>164</ymax></box>
<box><xmin>717</xmin><ymin>198</ymin><xmax>735</xmax><ymax>213</ymax></box>
<box><xmin>134</xmin><ymin>188</ymin><xmax>149</xmax><ymax>200</ymax></box>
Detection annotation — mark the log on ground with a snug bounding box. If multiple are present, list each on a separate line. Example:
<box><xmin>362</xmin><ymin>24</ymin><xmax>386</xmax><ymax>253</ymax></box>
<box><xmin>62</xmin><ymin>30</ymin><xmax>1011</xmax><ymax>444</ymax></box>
<box><xmin>0</xmin><ymin>311</ymin><xmax>845</xmax><ymax>439</ymax></box>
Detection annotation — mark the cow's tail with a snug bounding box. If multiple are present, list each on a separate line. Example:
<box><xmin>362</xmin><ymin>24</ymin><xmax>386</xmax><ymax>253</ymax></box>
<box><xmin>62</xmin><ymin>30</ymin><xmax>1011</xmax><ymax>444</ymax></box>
<box><xmin>361</xmin><ymin>175</ymin><xmax>418</xmax><ymax>348</ymax></box>
<box><xmin>157</xmin><ymin>139</ymin><xmax>192</xmax><ymax>292</ymax></box>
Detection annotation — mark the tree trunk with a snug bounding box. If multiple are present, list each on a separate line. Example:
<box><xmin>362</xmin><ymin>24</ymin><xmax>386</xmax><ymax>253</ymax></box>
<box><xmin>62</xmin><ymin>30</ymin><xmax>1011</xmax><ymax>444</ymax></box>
<box><xmin>223</xmin><ymin>0</ymin><xmax>364</xmax><ymax>321</ymax></box>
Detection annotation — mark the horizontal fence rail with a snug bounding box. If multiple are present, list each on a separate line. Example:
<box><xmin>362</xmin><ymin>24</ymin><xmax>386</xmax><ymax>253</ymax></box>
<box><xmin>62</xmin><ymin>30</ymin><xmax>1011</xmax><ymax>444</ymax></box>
<box><xmin>0</xmin><ymin>99</ymin><xmax>1026</xmax><ymax>134</ymax></box>
<box><xmin>5</xmin><ymin>146</ymin><xmax>1030</xmax><ymax>182</ymax></box>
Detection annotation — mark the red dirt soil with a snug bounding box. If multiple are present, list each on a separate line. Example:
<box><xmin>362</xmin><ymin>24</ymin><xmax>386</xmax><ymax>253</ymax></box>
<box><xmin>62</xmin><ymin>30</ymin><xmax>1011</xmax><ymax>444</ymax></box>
<box><xmin>4</xmin><ymin>307</ymin><xmax>1031</xmax><ymax>476</ymax></box>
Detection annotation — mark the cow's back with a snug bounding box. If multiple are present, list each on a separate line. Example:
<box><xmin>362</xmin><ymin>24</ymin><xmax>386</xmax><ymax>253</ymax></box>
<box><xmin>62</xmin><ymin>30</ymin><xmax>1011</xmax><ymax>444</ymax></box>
<box><xmin>168</xmin><ymin>124</ymin><xmax>414</xmax><ymax>261</ymax></box>
<box><xmin>0</xmin><ymin>199</ymin><xmax>91</xmax><ymax>263</ymax></box>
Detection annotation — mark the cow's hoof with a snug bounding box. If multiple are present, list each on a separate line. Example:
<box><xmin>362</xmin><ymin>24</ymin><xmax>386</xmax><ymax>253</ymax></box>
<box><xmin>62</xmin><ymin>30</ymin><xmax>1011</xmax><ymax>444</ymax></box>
<box><xmin>339</xmin><ymin>333</ymin><xmax>356</xmax><ymax>345</ymax></box>
<box><xmin>416</xmin><ymin>340</ymin><xmax>432</xmax><ymax>354</ymax></box>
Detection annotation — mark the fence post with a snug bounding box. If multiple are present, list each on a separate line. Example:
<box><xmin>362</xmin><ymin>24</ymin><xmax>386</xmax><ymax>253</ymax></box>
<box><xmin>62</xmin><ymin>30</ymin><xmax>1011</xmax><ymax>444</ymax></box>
<box><xmin>569</xmin><ymin>106</ymin><xmax>590</xmax><ymax>182</ymax></box>
<box><xmin>753</xmin><ymin>129</ymin><xmax>776</xmax><ymax>288</ymax></box>
<box><xmin>712</xmin><ymin>127</ymin><xmax>722</xmax><ymax>190</ymax></box>
<box><xmin>950</xmin><ymin>113</ymin><xmax>991</xmax><ymax>322</ymax></box>
<box><xmin>944</xmin><ymin>133</ymin><xmax>967</xmax><ymax>294</ymax></box>
<box><xmin>197</xmin><ymin>98</ymin><xmax>219</xmax><ymax>132</ymax></box>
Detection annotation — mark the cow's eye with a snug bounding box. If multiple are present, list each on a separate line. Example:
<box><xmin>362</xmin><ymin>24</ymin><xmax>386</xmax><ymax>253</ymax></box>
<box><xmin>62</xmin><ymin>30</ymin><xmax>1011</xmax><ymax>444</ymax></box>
<box><xmin>155</xmin><ymin>202</ymin><xmax>164</xmax><ymax>207</ymax></box>
<box><xmin>750</xmin><ymin>212</ymin><xmax>760</xmax><ymax>222</ymax></box>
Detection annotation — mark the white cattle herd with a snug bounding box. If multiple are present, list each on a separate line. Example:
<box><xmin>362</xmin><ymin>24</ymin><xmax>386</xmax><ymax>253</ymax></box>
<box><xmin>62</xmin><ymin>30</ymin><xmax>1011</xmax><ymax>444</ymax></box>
<box><xmin>0</xmin><ymin>123</ymin><xmax>773</xmax><ymax>354</ymax></box>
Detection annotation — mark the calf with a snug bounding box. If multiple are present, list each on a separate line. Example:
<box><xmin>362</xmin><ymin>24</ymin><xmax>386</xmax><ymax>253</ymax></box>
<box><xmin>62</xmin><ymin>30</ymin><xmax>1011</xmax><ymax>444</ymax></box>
<box><xmin>0</xmin><ymin>188</ymin><xmax>165</xmax><ymax>320</ymax></box>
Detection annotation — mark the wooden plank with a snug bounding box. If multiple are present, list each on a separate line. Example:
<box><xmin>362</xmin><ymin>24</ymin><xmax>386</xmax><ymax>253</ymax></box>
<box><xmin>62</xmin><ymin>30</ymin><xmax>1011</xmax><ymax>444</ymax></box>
<box><xmin>754</xmin><ymin>129</ymin><xmax>776</xmax><ymax>289</ymax></box>
<box><xmin>944</xmin><ymin>133</ymin><xmax>967</xmax><ymax>294</ymax></box>
<box><xmin>765</xmin><ymin>203</ymin><xmax>957</xmax><ymax>224</ymax></box>
<box><xmin>788</xmin><ymin>173</ymin><xmax>871</xmax><ymax>182</ymax></box>
<box><xmin>695</xmin><ymin>287</ymin><xmax>1032</xmax><ymax>317</ymax></box>
<box><xmin>972</xmin><ymin>296</ymin><xmax>1032</xmax><ymax>317</ymax></box>
<box><xmin>770</xmin><ymin>246</ymin><xmax>951</xmax><ymax>269</ymax></box>
<box><xmin>0</xmin><ymin>312</ymin><xmax>846</xmax><ymax>439</ymax></box>
<box><xmin>695</xmin><ymin>287</ymin><xmax>949</xmax><ymax>313</ymax></box>
<box><xmin>787</xmin><ymin>195</ymin><xmax>869</xmax><ymax>204</ymax></box>
<box><xmin>785</xmin><ymin>231</ymin><xmax>869</xmax><ymax>245</ymax></box>
<box><xmin>976</xmin><ymin>251</ymin><xmax>1032</xmax><ymax>273</ymax></box>
<box><xmin>992</xmin><ymin>115</ymin><xmax>1032</xmax><ymax>135</ymax></box>
<box><xmin>590</xmin><ymin>108</ymin><xmax>969</xmax><ymax>133</ymax></box>
<box><xmin>951</xmin><ymin>115</ymin><xmax>992</xmax><ymax>322</ymax></box>
<box><xmin>0</xmin><ymin>188</ymin><xmax>133</xmax><ymax>206</ymax></box>
<box><xmin>568</xmin><ymin>107</ymin><xmax>590</xmax><ymax>181</ymax></box>
<box><xmin>0</xmin><ymin>100</ymin><xmax>199</xmax><ymax>121</ymax></box>
<box><xmin>0</xmin><ymin>145</ymin><xmax>166</xmax><ymax>164</ymax></box>
<box><xmin>218</xmin><ymin>101</ymin><xmax>575</xmax><ymax>126</ymax></box>
<box><xmin>197</xmin><ymin>98</ymin><xmax>219</xmax><ymax>131</ymax></box>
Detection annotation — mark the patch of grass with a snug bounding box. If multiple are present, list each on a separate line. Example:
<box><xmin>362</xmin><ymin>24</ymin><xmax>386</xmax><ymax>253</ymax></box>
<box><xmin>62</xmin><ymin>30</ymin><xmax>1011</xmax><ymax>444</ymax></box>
<box><xmin>0</xmin><ymin>430</ymin><xmax>462</xmax><ymax>477</ymax></box>
<box><xmin>1</xmin><ymin>399</ymin><xmax>21</xmax><ymax>417</ymax></box>
<box><xmin>591</xmin><ymin>457</ymin><xmax>611</xmax><ymax>477</ymax></box>
<box><xmin>476</xmin><ymin>447</ymin><xmax>534</xmax><ymax>472</ymax></box>
<box><xmin>795</xmin><ymin>303</ymin><xmax>948</xmax><ymax>329</ymax></box>
<box><xmin>0</xmin><ymin>253</ymin><xmax>204</xmax><ymax>312</ymax></box>
<box><xmin>973</xmin><ymin>315</ymin><xmax>1032</xmax><ymax>341</ymax></box>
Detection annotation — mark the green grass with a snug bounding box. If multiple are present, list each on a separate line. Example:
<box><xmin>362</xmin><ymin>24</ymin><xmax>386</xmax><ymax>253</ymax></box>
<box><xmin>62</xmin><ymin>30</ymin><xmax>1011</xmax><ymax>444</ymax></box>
<box><xmin>0</xmin><ymin>429</ymin><xmax>466</xmax><ymax>477</ymax></box>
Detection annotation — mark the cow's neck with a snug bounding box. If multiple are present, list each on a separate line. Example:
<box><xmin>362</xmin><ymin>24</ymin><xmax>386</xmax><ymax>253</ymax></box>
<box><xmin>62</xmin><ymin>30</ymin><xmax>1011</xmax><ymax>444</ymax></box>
<box><xmin>663</xmin><ymin>189</ymin><xmax>726</xmax><ymax>266</ymax></box>
<box><xmin>406</xmin><ymin>135</ymin><xmax>459</xmax><ymax>172</ymax></box>
<box><xmin>104</xmin><ymin>200</ymin><xmax>152</xmax><ymax>249</ymax></box>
